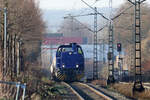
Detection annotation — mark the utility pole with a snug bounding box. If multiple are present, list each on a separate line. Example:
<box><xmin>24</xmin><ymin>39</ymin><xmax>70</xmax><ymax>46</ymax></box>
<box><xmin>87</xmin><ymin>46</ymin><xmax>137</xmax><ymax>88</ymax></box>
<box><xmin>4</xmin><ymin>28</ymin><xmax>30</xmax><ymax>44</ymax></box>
<box><xmin>16</xmin><ymin>37</ymin><xmax>22</xmax><ymax>77</ymax></box>
<box><xmin>12</xmin><ymin>34</ymin><xmax>17</xmax><ymax>76</ymax></box>
<box><xmin>8</xmin><ymin>34</ymin><xmax>12</xmax><ymax>77</ymax></box>
<box><xmin>93</xmin><ymin>7</ymin><xmax>98</xmax><ymax>80</ymax></box>
<box><xmin>107</xmin><ymin>0</ymin><xmax>115</xmax><ymax>84</ymax></box>
<box><xmin>16</xmin><ymin>37</ymin><xmax>20</xmax><ymax>77</ymax></box>
<box><xmin>127</xmin><ymin>0</ymin><xmax>146</xmax><ymax>92</ymax></box>
<box><xmin>107</xmin><ymin>21</ymin><xmax>115</xmax><ymax>84</ymax></box>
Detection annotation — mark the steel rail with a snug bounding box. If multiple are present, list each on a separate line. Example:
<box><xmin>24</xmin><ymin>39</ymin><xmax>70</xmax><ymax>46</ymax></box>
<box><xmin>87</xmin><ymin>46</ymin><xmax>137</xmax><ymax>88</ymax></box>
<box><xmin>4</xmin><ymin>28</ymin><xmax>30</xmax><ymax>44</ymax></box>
<box><xmin>62</xmin><ymin>82</ymin><xmax>84</xmax><ymax>100</ymax></box>
<box><xmin>78</xmin><ymin>82</ymin><xmax>113</xmax><ymax>100</ymax></box>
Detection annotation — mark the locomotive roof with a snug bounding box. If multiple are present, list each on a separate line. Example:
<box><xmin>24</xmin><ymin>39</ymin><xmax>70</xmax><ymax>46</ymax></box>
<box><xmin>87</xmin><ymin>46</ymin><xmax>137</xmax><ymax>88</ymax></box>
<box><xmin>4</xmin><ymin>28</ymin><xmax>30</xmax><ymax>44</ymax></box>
<box><xmin>58</xmin><ymin>43</ymin><xmax>81</xmax><ymax>48</ymax></box>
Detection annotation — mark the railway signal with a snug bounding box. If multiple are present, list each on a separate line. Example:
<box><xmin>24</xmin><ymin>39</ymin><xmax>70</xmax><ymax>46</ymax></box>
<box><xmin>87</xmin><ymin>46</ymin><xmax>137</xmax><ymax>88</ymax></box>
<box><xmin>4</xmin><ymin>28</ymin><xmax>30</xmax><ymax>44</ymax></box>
<box><xmin>117</xmin><ymin>43</ymin><xmax>122</xmax><ymax>52</ymax></box>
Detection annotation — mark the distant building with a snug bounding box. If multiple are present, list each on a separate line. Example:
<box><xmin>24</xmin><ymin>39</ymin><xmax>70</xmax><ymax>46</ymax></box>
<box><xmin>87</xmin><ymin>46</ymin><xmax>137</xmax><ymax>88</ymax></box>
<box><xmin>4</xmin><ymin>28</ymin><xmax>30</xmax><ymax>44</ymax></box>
<box><xmin>44</xmin><ymin>33</ymin><xmax>63</xmax><ymax>37</ymax></box>
<box><xmin>43</xmin><ymin>33</ymin><xmax>88</xmax><ymax>45</ymax></box>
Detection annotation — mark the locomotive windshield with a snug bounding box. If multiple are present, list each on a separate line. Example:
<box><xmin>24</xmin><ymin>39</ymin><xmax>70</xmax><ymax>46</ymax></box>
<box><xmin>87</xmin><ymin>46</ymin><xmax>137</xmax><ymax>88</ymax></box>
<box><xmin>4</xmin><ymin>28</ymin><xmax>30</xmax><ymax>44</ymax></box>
<box><xmin>78</xmin><ymin>47</ymin><xmax>83</xmax><ymax>54</ymax></box>
<box><xmin>62</xmin><ymin>47</ymin><xmax>73</xmax><ymax>52</ymax></box>
<box><xmin>57</xmin><ymin>45</ymin><xmax>83</xmax><ymax>57</ymax></box>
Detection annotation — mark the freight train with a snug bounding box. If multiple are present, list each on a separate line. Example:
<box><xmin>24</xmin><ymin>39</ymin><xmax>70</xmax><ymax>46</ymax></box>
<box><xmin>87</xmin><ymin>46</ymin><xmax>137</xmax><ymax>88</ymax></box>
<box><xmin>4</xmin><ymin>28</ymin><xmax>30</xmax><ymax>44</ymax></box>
<box><xmin>50</xmin><ymin>43</ymin><xmax>84</xmax><ymax>82</ymax></box>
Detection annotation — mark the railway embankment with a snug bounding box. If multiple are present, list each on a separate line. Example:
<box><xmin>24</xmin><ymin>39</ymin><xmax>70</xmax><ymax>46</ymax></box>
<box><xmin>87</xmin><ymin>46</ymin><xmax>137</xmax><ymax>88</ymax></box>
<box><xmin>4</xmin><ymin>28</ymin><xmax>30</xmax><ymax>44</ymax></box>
<box><xmin>91</xmin><ymin>80</ymin><xmax>150</xmax><ymax>100</ymax></box>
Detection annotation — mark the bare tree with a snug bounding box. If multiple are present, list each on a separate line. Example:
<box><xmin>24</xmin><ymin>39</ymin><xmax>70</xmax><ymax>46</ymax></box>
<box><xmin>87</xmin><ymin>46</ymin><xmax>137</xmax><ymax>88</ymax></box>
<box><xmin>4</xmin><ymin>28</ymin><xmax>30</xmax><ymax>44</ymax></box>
<box><xmin>0</xmin><ymin>0</ymin><xmax>45</xmax><ymax>98</ymax></box>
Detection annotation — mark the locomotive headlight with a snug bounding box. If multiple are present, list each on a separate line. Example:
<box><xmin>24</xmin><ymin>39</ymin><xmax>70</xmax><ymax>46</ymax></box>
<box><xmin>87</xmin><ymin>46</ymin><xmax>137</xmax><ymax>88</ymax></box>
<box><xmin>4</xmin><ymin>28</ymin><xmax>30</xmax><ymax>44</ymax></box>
<box><xmin>62</xmin><ymin>65</ymin><xmax>65</xmax><ymax>68</ymax></box>
<box><xmin>76</xmin><ymin>65</ymin><xmax>79</xmax><ymax>68</ymax></box>
<box><xmin>69</xmin><ymin>52</ymin><xmax>72</xmax><ymax>55</ymax></box>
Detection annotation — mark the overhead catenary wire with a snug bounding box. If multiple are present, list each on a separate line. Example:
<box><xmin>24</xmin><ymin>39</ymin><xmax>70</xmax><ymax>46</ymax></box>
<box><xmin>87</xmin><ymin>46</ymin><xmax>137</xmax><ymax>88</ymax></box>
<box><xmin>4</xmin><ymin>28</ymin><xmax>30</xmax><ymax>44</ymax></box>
<box><xmin>128</xmin><ymin>0</ymin><xmax>147</xmax><ymax>5</ymax></box>
<box><xmin>78</xmin><ymin>0</ymin><xmax>98</xmax><ymax>15</ymax></box>
<box><xmin>112</xmin><ymin>4</ymin><xmax>134</xmax><ymax>20</ymax></box>
<box><xmin>64</xmin><ymin>15</ymin><xmax>94</xmax><ymax>32</ymax></box>
<box><xmin>79</xmin><ymin>0</ymin><xmax>134</xmax><ymax>34</ymax></box>
<box><xmin>80</xmin><ymin>0</ymin><xmax>109</xmax><ymax>20</ymax></box>
<box><xmin>64</xmin><ymin>0</ymin><xmax>135</xmax><ymax>35</ymax></box>
<box><xmin>64</xmin><ymin>13</ymin><xmax>108</xmax><ymax>33</ymax></box>
<box><xmin>64</xmin><ymin>13</ymin><xmax>94</xmax><ymax>18</ymax></box>
<box><xmin>74</xmin><ymin>17</ymin><xmax>94</xmax><ymax>32</ymax></box>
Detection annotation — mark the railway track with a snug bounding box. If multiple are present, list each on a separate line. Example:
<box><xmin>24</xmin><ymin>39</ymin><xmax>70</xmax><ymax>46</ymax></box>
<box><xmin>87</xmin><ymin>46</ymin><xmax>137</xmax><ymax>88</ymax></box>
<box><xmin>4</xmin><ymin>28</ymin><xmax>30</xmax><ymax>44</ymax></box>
<box><xmin>63</xmin><ymin>82</ymin><xmax>113</xmax><ymax>100</ymax></box>
<box><xmin>143</xmin><ymin>83</ymin><xmax>150</xmax><ymax>89</ymax></box>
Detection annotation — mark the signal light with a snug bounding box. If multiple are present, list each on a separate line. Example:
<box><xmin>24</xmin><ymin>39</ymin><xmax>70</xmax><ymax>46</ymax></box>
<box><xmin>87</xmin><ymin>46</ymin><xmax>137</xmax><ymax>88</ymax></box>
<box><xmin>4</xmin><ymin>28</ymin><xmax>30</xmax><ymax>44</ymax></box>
<box><xmin>117</xmin><ymin>43</ymin><xmax>122</xmax><ymax>52</ymax></box>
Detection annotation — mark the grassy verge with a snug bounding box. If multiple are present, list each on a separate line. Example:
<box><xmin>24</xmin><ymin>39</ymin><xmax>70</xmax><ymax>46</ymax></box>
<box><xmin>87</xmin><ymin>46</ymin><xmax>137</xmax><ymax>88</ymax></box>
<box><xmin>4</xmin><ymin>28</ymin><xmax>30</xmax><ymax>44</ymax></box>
<box><xmin>91</xmin><ymin>80</ymin><xmax>150</xmax><ymax>100</ymax></box>
<box><xmin>110</xmin><ymin>83</ymin><xmax>150</xmax><ymax>100</ymax></box>
<box><xmin>30</xmin><ymin>77</ymin><xmax>69</xmax><ymax>100</ymax></box>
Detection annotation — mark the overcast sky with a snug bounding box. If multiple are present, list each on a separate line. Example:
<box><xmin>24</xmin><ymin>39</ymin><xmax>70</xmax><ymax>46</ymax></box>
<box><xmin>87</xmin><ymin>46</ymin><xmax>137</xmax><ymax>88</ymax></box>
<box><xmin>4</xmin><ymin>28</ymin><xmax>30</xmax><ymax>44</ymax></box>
<box><xmin>38</xmin><ymin>0</ymin><xmax>150</xmax><ymax>10</ymax></box>
<box><xmin>38</xmin><ymin>0</ymin><xmax>150</xmax><ymax>32</ymax></box>
<box><xmin>38</xmin><ymin>0</ymin><xmax>125</xmax><ymax>10</ymax></box>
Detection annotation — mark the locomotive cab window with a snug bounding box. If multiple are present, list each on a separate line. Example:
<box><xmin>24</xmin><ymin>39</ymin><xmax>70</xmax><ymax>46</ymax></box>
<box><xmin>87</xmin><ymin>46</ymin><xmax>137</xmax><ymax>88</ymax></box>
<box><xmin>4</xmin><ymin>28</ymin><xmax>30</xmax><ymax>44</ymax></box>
<box><xmin>57</xmin><ymin>48</ymin><xmax>62</xmax><ymax>56</ymax></box>
<box><xmin>62</xmin><ymin>48</ymin><xmax>66</xmax><ymax>52</ymax></box>
<box><xmin>62</xmin><ymin>47</ymin><xmax>73</xmax><ymax>52</ymax></box>
<box><xmin>78</xmin><ymin>47</ymin><xmax>83</xmax><ymax>54</ymax></box>
<box><xmin>58</xmin><ymin>48</ymin><xmax>61</xmax><ymax>52</ymax></box>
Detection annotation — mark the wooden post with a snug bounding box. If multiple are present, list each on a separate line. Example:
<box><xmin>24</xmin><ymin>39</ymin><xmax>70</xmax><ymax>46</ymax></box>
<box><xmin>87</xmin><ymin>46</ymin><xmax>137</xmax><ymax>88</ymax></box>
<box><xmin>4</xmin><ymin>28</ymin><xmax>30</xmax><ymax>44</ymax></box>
<box><xmin>3</xmin><ymin>8</ymin><xmax>7</xmax><ymax>76</ymax></box>
<box><xmin>12</xmin><ymin>35</ymin><xmax>15</xmax><ymax>76</ymax></box>
<box><xmin>16</xmin><ymin>36</ymin><xmax>20</xmax><ymax>77</ymax></box>
<box><xmin>9</xmin><ymin>35</ymin><xmax>13</xmax><ymax>79</ymax></box>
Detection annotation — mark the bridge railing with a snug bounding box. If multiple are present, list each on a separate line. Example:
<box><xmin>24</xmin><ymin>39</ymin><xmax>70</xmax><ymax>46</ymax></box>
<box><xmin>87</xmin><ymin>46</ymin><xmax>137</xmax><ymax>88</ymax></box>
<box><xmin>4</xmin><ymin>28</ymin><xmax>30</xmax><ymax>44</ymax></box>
<box><xmin>0</xmin><ymin>81</ymin><xmax>26</xmax><ymax>100</ymax></box>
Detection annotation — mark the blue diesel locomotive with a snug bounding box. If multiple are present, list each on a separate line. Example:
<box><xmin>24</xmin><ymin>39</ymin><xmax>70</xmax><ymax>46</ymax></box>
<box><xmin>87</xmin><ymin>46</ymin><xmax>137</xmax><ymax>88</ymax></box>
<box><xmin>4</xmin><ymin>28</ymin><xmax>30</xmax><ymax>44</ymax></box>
<box><xmin>50</xmin><ymin>43</ymin><xmax>84</xmax><ymax>82</ymax></box>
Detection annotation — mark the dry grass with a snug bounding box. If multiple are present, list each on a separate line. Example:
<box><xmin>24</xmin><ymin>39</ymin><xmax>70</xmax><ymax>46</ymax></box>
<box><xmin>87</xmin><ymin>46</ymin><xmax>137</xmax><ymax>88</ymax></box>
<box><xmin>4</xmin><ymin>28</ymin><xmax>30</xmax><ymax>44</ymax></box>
<box><xmin>92</xmin><ymin>80</ymin><xmax>107</xmax><ymax>87</ymax></box>
<box><xmin>111</xmin><ymin>83</ymin><xmax>150</xmax><ymax>100</ymax></box>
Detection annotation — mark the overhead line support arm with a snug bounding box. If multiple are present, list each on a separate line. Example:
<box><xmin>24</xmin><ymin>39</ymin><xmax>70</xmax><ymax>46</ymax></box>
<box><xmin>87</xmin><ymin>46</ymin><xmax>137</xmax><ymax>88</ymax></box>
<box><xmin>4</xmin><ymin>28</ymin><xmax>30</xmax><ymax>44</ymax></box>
<box><xmin>81</xmin><ymin>0</ymin><xmax>109</xmax><ymax>20</ymax></box>
<box><xmin>64</xmin><ymin>15</ymin><xmax>94</xmax><ymax>32</ymax></box>
<box><xmin>128</xmin><ymin>0</ymin><xmax>135</xmax><ymax>5</ymax></box>
<box><xmin>97</xmin><ymin>24</ymin><xmax>108</xmax><ymax>32</ymax></box>
<box><xmin>73</xmin><ymin>18</ymin><xmax>94</xmax><ymax>33</ymax></box>
<box><xmin>64</xmin><ymin>13</ymin><xmax>95</xmax><ymax>19</ymax></box>
<box><xmin>112</xmin><ymin>5</ymin><xmax>134</xmax><ymax>20</ymax></box>
<box><xmin>141</xmin><ymin>0</ymin><xmax>146</xmax><ymax>3</ymax></box>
